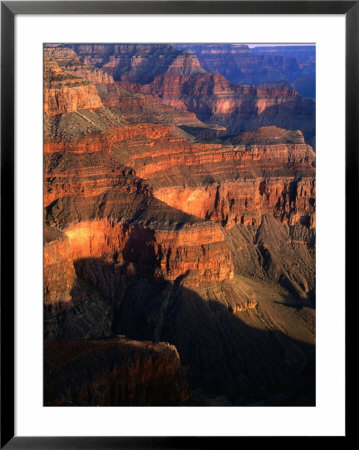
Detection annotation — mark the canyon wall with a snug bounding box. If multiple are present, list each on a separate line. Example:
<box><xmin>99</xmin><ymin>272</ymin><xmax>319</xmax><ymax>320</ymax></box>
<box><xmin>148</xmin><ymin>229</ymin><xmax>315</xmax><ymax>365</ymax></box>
<box><xmin>43</xmin><ymin>44</ymin><xmax>316</xmax><ymax>405</ymax></box>
<box><xmin>174</xmin><ymin>44</ymin><xmax>315</xmax><ymax>98</ymax></box>
<box><xmin>62</xmin><ymin>43</ymin><xmax>315</xmax><ymax>145</ymax></box>
<box><xmin>140</xmin><ymin>57</ymin><xmax>315</xmax><ymax>144</ymax></box>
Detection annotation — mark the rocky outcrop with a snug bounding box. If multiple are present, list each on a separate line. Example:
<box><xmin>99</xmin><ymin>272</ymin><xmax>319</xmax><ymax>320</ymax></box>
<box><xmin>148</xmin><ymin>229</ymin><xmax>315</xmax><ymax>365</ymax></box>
<box><xmin>44</xmin><ymin>144</ymin><xmax>234</xmax><ymax>286</ymax></box>
<box><xmin>44</xmin><ymin>72</ymin><xmax>102</xmax><ymax>116</ymax></box>
<box><xmin>44</xmin><ymin>122</ymin><xmax>175</xmax><ymax>154</ymax></box>
<box><xmin>44</xmin><ymin>45</ymin><xmax>81</xmax><ymax>66</ymax></box>
<box><xmin>165</xmin><ymin>51</ymin><xmax>206</xmax><ymax>76</ymax></box>
<box><xmin>44</xmin><ymin>338</ymin><xmax>189</xmax><ymax>406</ymax></box>
<box><xmin>141</xmin><ymin>67</ymin><xmax>315</xmax><ymax>144</ymax></box>
<box><xmin>44</xmin><ymin>80</ymin><xmax>102</xmax><ymax>116</ymax></box>
<box><xmin>43</xmin><ymin>44</ymin><xmax>316</xmax><ymax>405</ymax></box>
<box><xmin>174</xmin><ymin>44</ymin><xmax>315</xmax><ymax>98</ymax></box>
<box><xmin>65</xmin><ymin>65</ymin><xmax>115</xmax><ymax>85</ymax></box>
<box><xmin>66</xmin><ymin>43</ymin><xmax>180</xmax><ymax>84</ymax></box>
<box><xmin>231</xmin><ymin>126</ymin><xmax>306</xmax><ymax>145</ymax></box>
<box><xmin>224</xmin><ymin>215</ymin><xmax>315</xmax><ymax>300</ymax></box>
<box><xmin>44</xmin><ymin>45</ymin><xmax>115</xmax><ymax>84</ymax></box>
<box><xmin>154</xmin><ymin>177</ymin><xmax>315</xmax><ymax>228</ymax></box>
<box><xmin>115</xmin><ymin>125</ymin><xmax>316</xmax><ymax>228</ymax></box>
<box><xmin>43</xmin><ymin>226</ymin><xmax>113</xmax><ymax>339</ymax></box>
<box><xmin>60</xmin><ymin>43</ymin><xmax>315</xmax><ymax>144</ymax></box>
<box><xmin>61</xmin><ymin>219</ymin><xmax>233</xmax><ymax>286</ymax></box>
<box><xmin>44</xmin><ymin>47</ymin><xmax>108</xmax><ymax>116</ymax></box>
<box><xmin>44</xmin><ymin>226</ymin><xmax>76</xmax><ymax>306</ymax></box>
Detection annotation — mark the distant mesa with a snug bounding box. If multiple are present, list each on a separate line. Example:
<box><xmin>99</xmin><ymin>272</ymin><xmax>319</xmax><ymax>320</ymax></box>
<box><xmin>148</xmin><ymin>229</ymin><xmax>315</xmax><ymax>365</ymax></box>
<box><xmin>43</xmin><ymin>43</ymin><xmax>316</xmax><ymax>406</ymax></box>
<box><xmin>166</xmin><ymin>51</ymin><xmax>207</xmax><ymax>76</ymax></box>
<box><xmin>231</xmin><ymin>126</ymin><xmax>306</xmax><ymax>145</ymax></box>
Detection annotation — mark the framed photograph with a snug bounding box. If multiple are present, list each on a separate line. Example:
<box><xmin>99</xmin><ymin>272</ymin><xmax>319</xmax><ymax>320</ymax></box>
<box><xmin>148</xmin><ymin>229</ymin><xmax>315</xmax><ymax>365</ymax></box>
<box><xmin>1</xmin><ymin>1</ymin><xmax>353</xmax><ymax>447</ymax></box>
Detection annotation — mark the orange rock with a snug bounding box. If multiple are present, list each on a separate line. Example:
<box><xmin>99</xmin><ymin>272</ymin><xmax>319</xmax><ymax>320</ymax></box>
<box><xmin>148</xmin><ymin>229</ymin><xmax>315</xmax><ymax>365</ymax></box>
<box><xmin>44</xmin><ymin>83</ymin><xmax>102</xmax><ymax>116</ymax></box>
<box><xmin>63</xmin><ymin>219</ymin><xmax>234</xmax><ymax>285</ymax></box>
<box><xmin>43</xmin><ymin>227</ymin><xmax>76</xmax><ymax>306</ymax></box>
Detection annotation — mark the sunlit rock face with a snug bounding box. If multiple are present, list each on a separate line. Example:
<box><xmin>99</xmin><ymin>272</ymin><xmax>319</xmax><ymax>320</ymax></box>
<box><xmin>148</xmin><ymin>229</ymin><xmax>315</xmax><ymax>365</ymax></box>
<box><xmin>44</xmin><ymin>226</ymin><xmax>76</xmax><ymax>306</ymax></box>
<box><xmin>62</xmin><ymin>219</ymin><xmax>233</xmax><ymax>286</ymax></box>
<box><xmin>43</xmin><ymin>44</ymin><xmax>316</xmax><ymax>406</ymax></box>
<box><xmin>44</xmin><ymin>49</ymin><xmax>103</xmax><ymax>116</ymax></box>
<box><xmin>118</xmin><ymin>125</ymin><xmax>315</xmax><ymax>229</ymax></box>
<box><xmin>44</xmin><ymin>81</ymin><xmax>103</xmax><ymax>116</ymax></box>
<box><xmin>43</xmin><ymin>47</ymin><xmax>236</xmax><ymax>287</ymax></box>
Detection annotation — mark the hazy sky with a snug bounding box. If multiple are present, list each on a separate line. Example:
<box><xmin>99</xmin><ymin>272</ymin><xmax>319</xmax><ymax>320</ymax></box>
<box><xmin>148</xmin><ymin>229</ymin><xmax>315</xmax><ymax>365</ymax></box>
<box><xmin>247</xmin><ymin>44</ymin><xmax>314</xmax><ymax>48</ymax></box>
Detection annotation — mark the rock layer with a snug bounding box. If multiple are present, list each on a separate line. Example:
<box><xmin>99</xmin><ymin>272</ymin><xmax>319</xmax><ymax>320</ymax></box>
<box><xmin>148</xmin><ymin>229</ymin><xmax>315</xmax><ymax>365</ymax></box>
<box><xmin>44</xmin><ymin>226</ymin><xmax>76</xmax><ymax>306</ymax></box>
<box><xmin>141</xmin><ymin>66</ymin><xmax>315</xmax><ymax>144</ymax></box>
<box><xmin>44</xmin><ymin>338</ymin><xmax>189</xmax><ymax>406</ymax></box>
<box><xmin>174</xmin><ymin>44</ymin><xmax>315</xmax><ymax>98</ymax></box>
<box><xmin>43</xmin><ymin>43</ymin><xmax>316</xmax><ymax>405</ymax></box>
<box><xmin>62</xmin><ymin>43</ymin><xmax>315</xmax><ymax>145</ymax></box>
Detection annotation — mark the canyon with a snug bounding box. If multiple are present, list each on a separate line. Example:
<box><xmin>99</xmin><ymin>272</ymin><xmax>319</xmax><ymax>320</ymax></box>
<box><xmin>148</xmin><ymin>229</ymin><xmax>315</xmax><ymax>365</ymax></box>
<box><xmin>43</xmin><ymin>44</ymin><xmax>315</xmax><ymax>406</ymax></box>
<box><xmin>67</xmin><ymin>43</ymin><xmax>316</xmax><ymax>145</ymax></box>
<box><xmin>174</xmin><ymin>44</ymin><xmax>315</xmax><ymax>99</ymax></box>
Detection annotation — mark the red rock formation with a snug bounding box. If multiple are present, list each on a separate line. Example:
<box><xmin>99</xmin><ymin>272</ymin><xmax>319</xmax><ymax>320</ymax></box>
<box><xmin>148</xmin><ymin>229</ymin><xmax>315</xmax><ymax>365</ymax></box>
<box><xmin>110</xmin><ymin>125</ymin><xmax>316</xmax><ymax>228</ymax></box>
<box><xmin>44</xmin><ymin>338</ymin><xmax>189</xmax><ymax>406</ymax></box>
<box><xmin>56</xmin><ymin>218</ymin><xmax>233</xmax><ymax>286</ymax></box>
<box><xmin>44</xmin><ymin>143</ymin><xmax>234</xmax><ymax>286</ymax></box>
<box><xmin>44</xmin><ymin>46</ymin><xmax>115</xmax><ymax>84</ymax></box>
<box><xmin>154</xmin><ymin>175</ymin><xmax>315</xmax><ymax>228</ymax></box>
<box><xmin>232</xmin><ymin>125</ymin><xmax>306</xmax><ymax>145</ymax></box>
<box><xmin>44</xmin><ymin>46</ymin><xmax>80</xmax><ymax>66</ymax></box>
<box><xmin>174</xmin><ymin>44</ymin><xmax>315</xmax><ymax>98</ymax></box>
<box><xmin>44</xmin><ymin>123</ymin><xmax>174</xmax><ymax>154</ymax></box>
<box><xmin>233</xmin><ymin>299</ymin><xmax>258</xmax><ymax>313</ymax></box>
<box><xmin>141</xmin><ymin>65</ymin><xmax>315</xmax><ymax>143</ymax></box>
<box><xmin>166</xmin><ymin>51</ymin><xmax>207</xmax><ymax>76</ymax></box>
<box><xmin>43</xmin><ymin>50</ymin><xmax>103</xmax><ymax>116</ymax></box>
<box><xmin>44</xmin><ymin>226</ymin><xmax>76</xmax><ymax>306</ymax></box>
<box><xmin>60</xmin><ymin>44</ymin><xmax>315</xmax><ymax>144</ymax></box>
<box><xmin>44</xmin><ymin>81</ymin><xmax>102</xmax><ymax>116</ymax></box>
<box><xmin>43</xmin><ymin>44</ymin><xmax>316</xmax><ymax>405</ymax></box>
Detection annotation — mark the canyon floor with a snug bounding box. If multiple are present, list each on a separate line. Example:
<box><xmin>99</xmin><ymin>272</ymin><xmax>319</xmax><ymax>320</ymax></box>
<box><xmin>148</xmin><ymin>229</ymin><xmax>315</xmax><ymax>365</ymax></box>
<box><xmin>43</xmin><ymin>43</ymin><xmax>315</xmax><ymax>406</ymax></box>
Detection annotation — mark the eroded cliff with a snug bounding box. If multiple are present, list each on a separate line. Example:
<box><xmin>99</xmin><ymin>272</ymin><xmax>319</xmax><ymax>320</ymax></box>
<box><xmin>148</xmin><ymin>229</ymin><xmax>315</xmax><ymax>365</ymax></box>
<box><xmin>63</xmin><ymin>43</ymin><xmax>315</xmax><ymax>145</ymax></box>
<box><xmin>44</xmin><ymin>338</ymin><xmax>189</xmax><ymax>406</ymax></box>
<box><xmin>43</xmin><ymin>43</ymin><xmax>316</xmax><ymax>405</ymax></box>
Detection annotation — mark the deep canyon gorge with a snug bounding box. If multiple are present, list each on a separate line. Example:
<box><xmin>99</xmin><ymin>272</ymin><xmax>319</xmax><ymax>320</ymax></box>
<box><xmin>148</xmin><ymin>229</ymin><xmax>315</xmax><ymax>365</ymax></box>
<box><xmin>43</xmin><ymin>43</ymin><xmax>315</xmax><ymax>406</ymax></box>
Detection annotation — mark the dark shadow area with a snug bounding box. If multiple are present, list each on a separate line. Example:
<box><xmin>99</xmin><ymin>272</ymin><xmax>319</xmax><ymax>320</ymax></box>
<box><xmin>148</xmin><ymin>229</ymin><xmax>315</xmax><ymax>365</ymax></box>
<box><xmin>192</xmin><ymin>99</ymin><xmax>315</xmax><ymax>148</ymax></box>
<box><xmin>44</xmin><ymin>338</ymin><xmax>189</xmax><ymax>407</ymax></box>
<box><xmin>45</xmin><ymin>256</ymin><xmax>315</xmax><ymax>407</ymax></box>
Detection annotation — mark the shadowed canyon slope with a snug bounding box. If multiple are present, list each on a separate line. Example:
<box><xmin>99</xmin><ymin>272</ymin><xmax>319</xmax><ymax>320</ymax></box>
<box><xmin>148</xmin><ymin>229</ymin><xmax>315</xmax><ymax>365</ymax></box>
<box><xmin>43</xmin><ymin>44</ymin><xmax>315</xmax><ymax>406</ymax></box>
<box><xmin>45</xmin><ymin>339</ymin><xmax>189</xmax><ymax>406</ymax></box>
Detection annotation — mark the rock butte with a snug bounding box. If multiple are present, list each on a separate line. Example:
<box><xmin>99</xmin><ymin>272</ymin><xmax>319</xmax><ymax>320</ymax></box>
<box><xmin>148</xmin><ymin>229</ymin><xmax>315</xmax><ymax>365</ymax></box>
<box><xmin>43</xmin><ymin>44</ymin><xmax>316</xmax><ymax>406</ymax></box>
<box><xmin>174</xmin><ymin>44</ymin><xmax>316</xmax><ymax>99</ymax></box>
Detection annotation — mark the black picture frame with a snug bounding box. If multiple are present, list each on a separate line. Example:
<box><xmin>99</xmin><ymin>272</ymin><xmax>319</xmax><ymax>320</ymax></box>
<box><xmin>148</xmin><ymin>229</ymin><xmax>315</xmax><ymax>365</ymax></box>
<box><xmin>1</xmin><ymin>1</ymin><xmax>354</xmax><ymax>447</ymax></box>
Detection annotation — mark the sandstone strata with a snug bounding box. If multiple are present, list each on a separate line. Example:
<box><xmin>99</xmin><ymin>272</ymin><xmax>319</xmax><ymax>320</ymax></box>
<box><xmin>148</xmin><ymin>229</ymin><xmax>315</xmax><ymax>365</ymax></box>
<box><xmin>141</xmin><ymin>63</ymin><xmax>315</xmax><ymax>144</ymax></box>
<box><xmin>43</xmin><ymin>44</ymin><xmax>316</xmax><ymax>405</ymax></box>
<box><xmin>44</xmin><ymin>226</ymin><xmax>76</xmax><ymax>306</ymax></box>
<box><xmin>64</xmin><ymin>44</ymin><xmax>315</xmax><ymax>144</ymax></box>
<box><xmin>174</xmin><ymin>44</ymin><xmax>315</xmax><ymax>98</ymax></box>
